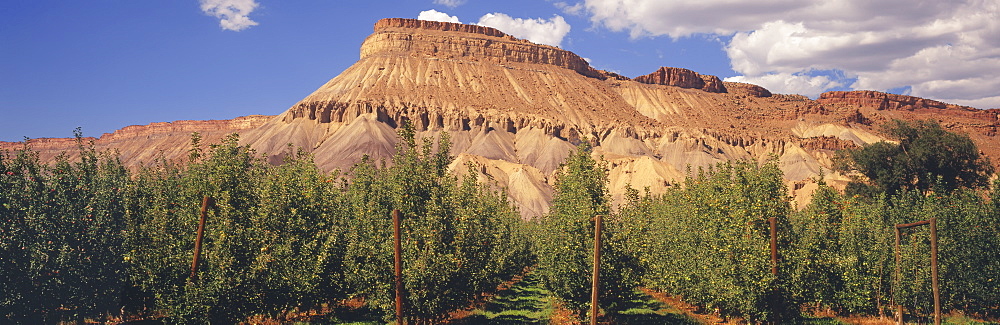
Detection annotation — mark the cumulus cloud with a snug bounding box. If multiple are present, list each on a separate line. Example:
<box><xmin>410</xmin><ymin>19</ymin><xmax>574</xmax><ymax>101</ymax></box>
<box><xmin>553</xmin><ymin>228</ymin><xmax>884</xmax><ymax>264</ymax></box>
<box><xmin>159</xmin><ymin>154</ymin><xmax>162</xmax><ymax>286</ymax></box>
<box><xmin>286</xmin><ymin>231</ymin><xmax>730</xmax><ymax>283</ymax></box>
<box><xmin>433</xmin><ymin>0</ymin><xmax>466</xmax><ymax>8</ymax></box>
<box><xmin>477</xmin><ymin>13</ymin><xmax>571</xmax><ymax>47</ymax></box>
<box><xmin>725</xmin><ymin>72</ymin><xmax>844</xmax><ymax>98</ymax></box>
<box><xmin>572</xmin><ymin>0</ymin><xmax>1000</xmax><ymax>107</ymax></box>
<box><xmin>200</xmin><ymin>0</ymin><xmax>259</xmax><ymax>31</ymax></box>
<box><xmin>418</xmin><ymin>9</ymin><xmax>461</xmax><ymax>23</ymax></box>
<box><xmin>554</xmin><ymin>2</ymin><xmax>586</xmax><ymax>16</ymax></box>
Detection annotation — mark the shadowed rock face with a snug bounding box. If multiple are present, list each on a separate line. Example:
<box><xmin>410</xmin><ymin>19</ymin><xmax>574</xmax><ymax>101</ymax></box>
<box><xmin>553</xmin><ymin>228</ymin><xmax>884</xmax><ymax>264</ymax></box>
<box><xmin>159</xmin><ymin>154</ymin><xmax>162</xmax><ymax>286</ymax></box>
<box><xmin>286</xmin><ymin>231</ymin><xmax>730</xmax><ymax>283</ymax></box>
<box><xmin>8</xmin><ymin>18</ymin><xmax>1000</xmax><ymax>217</ymax></box>
<box><xmin>634</xmin><ymin>67</ymin><xmax>727</xmax><ymax>93</ymax></box>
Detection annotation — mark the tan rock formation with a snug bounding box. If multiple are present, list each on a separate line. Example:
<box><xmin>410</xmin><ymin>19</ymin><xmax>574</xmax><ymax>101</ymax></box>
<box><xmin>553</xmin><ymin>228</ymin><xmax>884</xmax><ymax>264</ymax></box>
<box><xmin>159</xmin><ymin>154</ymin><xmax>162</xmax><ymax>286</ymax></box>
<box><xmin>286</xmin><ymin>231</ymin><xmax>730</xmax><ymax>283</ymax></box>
<box><xmin>634</xmin><ymin>67</ymin><xmax>728</xmax><ymax>94</ymax></box>
<box><xmin>817</xmin><ymin>90</ymin><xmax>987</xmax><ymax>113</ymax></box>
<box><xmin>0</xmin><ymin>115</ymin><xmax>273</xmax><ymax>166</ymax></box>
<box><xmin>723</xmin><ymin>82</ymin><xmax>772</xmax><ymax>98</ymax></box>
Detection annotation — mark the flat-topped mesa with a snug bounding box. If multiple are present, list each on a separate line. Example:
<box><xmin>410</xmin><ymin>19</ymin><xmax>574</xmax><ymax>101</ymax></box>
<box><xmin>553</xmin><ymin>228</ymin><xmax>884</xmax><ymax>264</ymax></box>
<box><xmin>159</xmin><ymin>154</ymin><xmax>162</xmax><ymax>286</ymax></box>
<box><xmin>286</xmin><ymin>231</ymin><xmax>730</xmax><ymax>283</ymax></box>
<box><xmin>373</xmin><ymin>18</ymin><xmax>511</xmax><ymax>39</ymax></box>
<box><xmin>634</xmin><ymin>67</ymin><xmax>727</xmax><ymax>93</ymax></box>
<box><xmin>99</xmin><ymin>115</ymin><xmax>272</xmax><ymax>142</ymax></box>
<box><xmin>817</xmin><ymin>90</ymin><xmax>974</xmax><ymax>111</ymax></box>
<box><xmin>723</xmin><ymin>82</ymin><xmax>772</xmax><ymax>98</ymax></box>
<box><xmin>362</xmin><ymin>18</ymin><xmax>604</xmax><ymax>79</ymax></box>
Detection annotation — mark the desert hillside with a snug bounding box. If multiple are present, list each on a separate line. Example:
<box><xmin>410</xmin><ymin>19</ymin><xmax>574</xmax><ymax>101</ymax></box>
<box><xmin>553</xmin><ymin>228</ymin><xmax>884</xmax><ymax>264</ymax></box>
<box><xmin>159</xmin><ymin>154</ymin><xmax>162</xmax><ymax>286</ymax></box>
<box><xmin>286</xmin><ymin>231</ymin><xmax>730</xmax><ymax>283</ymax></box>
<box><xmin>5</xmin><ymin>18</ymin><xmax>999</xmax><ymax>217</ymax></box>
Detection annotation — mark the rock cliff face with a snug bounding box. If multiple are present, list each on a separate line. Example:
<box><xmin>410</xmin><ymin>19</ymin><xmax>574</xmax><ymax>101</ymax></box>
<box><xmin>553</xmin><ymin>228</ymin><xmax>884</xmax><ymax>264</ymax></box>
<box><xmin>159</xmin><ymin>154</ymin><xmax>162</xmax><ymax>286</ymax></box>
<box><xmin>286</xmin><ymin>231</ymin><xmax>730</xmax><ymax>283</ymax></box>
<box><xmin>1</xmin><ymin>115</ymin><xmax>273</xmax><ymax>166</ymax></box>
<box><xmin>723</xmin><ymin>82</ymin><xmax>772</xmax><ymax>98</ymax></box>
<box><xmin>817</xmin><ymin>90</ymin><xmax>975</xmax><ymax>111</ymax></box>
<box><xmin>699</xmin><ymin>74</ymin><xmax>726</xmax><ymax>93</ymax></box>
<box><xmin>634</xmin><ymin>67</ymin><xmax>727</xmax><ymax>93</ymax></box>
<box><xmin>365</xmin><ymin>18</ymin><xmax>605</xmax><ymax>80</ymax></box>
<box><xmin>10</xmin><ymin>18</ymin><xmax>1000</xmax><ymax>217</ymax></box>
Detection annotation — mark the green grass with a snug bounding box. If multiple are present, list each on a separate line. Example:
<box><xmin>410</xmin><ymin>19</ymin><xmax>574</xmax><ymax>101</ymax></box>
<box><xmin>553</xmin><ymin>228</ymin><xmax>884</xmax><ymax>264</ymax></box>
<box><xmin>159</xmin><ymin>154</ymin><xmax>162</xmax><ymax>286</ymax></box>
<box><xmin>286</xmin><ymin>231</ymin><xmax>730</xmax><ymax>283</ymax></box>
<box><xmin>607</xmin><ymin>290</ymin><xmax>701</xmax><ymax>325</ymax></box>
<box><xmin>450</xmin><ymin>270</ymin><xmax>702</xmax><ymax>324</ymax></box>
<box><xmin>451</xmin><ymin>273</ymin><xmax>555</xmax><ymax>324</ymax></box>
<box><xmin>944</xmin><ymin>314</ymin><xmax>1000</xmax><ymax>325</ymax></box>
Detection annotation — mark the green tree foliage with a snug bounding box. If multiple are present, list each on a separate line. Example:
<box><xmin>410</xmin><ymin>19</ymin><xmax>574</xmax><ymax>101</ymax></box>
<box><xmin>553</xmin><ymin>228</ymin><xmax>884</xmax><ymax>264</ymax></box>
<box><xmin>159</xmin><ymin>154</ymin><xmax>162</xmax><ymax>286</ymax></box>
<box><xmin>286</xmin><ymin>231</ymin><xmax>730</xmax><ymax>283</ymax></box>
<box><xmin>128</xmin><ymin>134</ymin><xmax>346</xmax><ymax>324</ymax></box>
<box><xmin>620</xmin><ymin>160</ymin><xmax>794</xmax><ymax>322</ymax></box>
<box><xmin>533</xmin><ymin>143</ymin><xmax>640</xmax><ymax>317</ymax></box>
<box><xmin>887</xmin><ymin>190</ymin><xmax>1000</xmax><ymax>317</ymax></box>
<box><xmin>787</xmin><ymin>181</ymin><xmax>892</xmax><ymax>315</ymax></box>
<box><xmin>5</xmin><ymin>120</ymin><xmax>999</xmax><ymax>323</ymax></box>
<box><xmin>338</xmin><ymin>123</ymin><xmax>531</xmax><ymax>323</ymax></box>
<box><xmin>0</xmin><ymin>132</ymin><xmax>132</xmax><ymax>323</ymax></box>
<box><xmin>836</xmin><ymin>119</ymin><xmax>993</xmax><ymax>195</ymax></box>
<box><xmin>788</xmin><ymin>183</ymin><xmax>1000</xmax><ymax>318</ymax></box>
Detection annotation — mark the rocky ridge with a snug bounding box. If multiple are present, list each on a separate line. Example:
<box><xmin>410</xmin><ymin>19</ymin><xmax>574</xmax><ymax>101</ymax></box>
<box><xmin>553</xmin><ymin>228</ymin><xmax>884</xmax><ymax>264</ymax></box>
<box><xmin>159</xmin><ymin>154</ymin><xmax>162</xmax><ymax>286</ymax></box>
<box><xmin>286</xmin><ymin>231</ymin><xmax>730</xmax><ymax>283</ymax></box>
<box><xmin>1</xmin><ymin>115</ymin><xmax>273</xmax><ymax>165</ymax></box>
<box><xmin>634</xmin><ymin>67</ymin><xmax>727</xmax><ymax>93</ymax></box>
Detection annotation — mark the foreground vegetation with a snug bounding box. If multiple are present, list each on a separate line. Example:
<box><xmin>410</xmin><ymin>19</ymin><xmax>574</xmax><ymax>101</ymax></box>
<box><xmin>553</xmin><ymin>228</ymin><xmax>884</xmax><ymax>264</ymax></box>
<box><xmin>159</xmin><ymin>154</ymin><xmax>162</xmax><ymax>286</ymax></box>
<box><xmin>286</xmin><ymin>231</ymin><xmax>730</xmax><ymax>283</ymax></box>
<box><xmin>1</xmin><ymin>127</ymin><xmax>531</xmax><ymax>323</ymax></box>
<box><xmin>2</xmin><ymin>120</ymin><xmax>999</xmax><ymax>323</ymax></box>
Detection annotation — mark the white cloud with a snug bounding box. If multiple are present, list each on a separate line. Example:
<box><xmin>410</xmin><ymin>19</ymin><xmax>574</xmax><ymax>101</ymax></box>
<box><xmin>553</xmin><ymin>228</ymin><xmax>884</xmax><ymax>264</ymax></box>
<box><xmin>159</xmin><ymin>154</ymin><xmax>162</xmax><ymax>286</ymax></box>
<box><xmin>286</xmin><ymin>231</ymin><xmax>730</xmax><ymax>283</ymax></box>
<box><xmin>200</xmin><ymin>0</ymin><xmax>259</xmax><ymax>31</ymax></box>
<box><xmin>725</xmin><ymin>73</ymin><xmax>844</xmax><ymax>98</ymax></box>
<box><xmin>418</xmin><ymin>9</ymin><xmax>461</xmax><ymax>24</ymax></box>
<box><xmin>554</xmin><ymin>2</ymin><xmax>586</xmax><ymax>16</ymax></box>
<box><xmin>477</xmin><ymin>13</ymin><xmax>571</xmax><ymax>47</ymax></box>
<box><xmin>573</xmin><ymin>0</ymin><xmax>1000</xmax><ymax>108</ymax></box>
<box><xmin>433</xmin><ymin>0</ymin><xmax>466</xmax><ymax>8</ymax></box>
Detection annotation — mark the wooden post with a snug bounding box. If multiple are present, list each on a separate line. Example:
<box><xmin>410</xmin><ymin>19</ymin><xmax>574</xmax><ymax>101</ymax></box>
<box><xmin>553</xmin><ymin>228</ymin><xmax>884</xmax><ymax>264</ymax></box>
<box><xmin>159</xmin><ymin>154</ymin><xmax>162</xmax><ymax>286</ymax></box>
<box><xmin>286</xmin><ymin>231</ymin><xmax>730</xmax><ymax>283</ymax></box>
<box><xmin>393</xmin><ymin>209</ymin><xmax>404</xmax><ymax>325</ymax></box>
<box><xmin>591</xmin><ymin>214</ymin><xmax>603</xmax><ymax>325</ymax></box>
<box><xmin>769</xmin><ymin>217</ymin><xmax>778</xmax><ymax>276</ymax></box>
<box><xmin>894</xmin><ymin>219</ymin><xmax>940</xmax><ymax>325</ymax></box>
<box><xmin>894</xmin><ymin>226</ymin><xmax>903</xmax><ymax>325</ymax></box>
<box><xmin>930</xmin><ymin>218</ymin><xmax>940</xmax><ymax>325</ymax></box>
<box><xmin>190</xmin><ymin>196</ymin><xmax>213</xmax><ymax>282</ymax></box>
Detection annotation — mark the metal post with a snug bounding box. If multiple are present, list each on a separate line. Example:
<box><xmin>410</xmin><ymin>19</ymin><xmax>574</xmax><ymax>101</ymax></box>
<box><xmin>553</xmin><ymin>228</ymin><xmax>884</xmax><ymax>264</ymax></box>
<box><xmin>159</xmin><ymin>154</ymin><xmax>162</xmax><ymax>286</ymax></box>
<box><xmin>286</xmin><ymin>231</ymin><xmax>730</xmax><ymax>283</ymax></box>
<box><xmin>190</xmin><ymin>196</ymin><xmax>213</xmax><ymax>282</ymax></box>
<box><xmin>393</xmin><ymin>209</ymin><xmax>403</xmax><ymax>325</ymax></box>
<box><xmin>894</xmin><ymin>226</ymin><xmax>902</xmax><ymax>325</ymax></box>
<box><xmin>769</xmin><ymin>217</ymin><xmax>778</xmax><ymax>276</ymax></box>
<box><xmin>591</xmin><ymin>214</ymin><xmax>603</xmax><ymax>325</ymax></box>
<box><xmin>930</xmin><ymin>218</ymin><xmax>940</xmax><ymax>325</ymax></box>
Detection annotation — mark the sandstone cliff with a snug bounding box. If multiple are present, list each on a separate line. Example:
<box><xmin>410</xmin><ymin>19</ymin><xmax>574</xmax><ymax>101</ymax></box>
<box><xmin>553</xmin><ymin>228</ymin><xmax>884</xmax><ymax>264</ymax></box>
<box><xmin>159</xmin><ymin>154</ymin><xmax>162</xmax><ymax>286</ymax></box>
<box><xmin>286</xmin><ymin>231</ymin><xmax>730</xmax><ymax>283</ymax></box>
<box><xmin>634</xmin><ymin>67</ymin><xmax>727</xmax><ymax>93</ymax></box>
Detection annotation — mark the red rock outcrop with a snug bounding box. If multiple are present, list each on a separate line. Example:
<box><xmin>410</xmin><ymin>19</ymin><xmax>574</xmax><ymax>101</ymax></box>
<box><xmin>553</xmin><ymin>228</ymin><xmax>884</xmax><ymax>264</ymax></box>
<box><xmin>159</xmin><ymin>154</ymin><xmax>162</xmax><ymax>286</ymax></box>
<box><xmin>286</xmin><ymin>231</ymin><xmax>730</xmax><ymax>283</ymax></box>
<box><xmin>635</xmin><ymin>67</ymin><xmax>701</xmax><ymax>89</ymax></box>
<box><xmin>818</xmin><ymin>90</ymin><xmax>973</xmax><ymax>111</ymax></box>
<box><xmin>817</xmin><ymin>90</ymin><xmax>1000</xmax><ymax>123</ymax></box>
<box><xmin>0</xmin><ymin>115</ymin><xmax>273</xmax><ymax>166</ymax></box>
<box><xmin>364</xmin><ymin>18</ymin><xmax>605</xmax><ymax>79</ymax></box>
<box><xmin>99</xmin><ymin>115</ymin><xmax>272</xmax><ymax>141</ymax></box>
<box><xmin>699</xmin><ymin>74</ymin><xmax>727</xmax><ymax>93</ymax></box>
<box><xmin>374</xmin><ymin>18</ymin><xmax>510</xmax><ymax>38</ymax></box>
<box><xmin>723</xmin><ymin>82</ymin><xmax>772</xmax><ymax>98</ymax></box>
<box><xmin>799</xmin><ymin>136</ymin><xmax>859</xmax><ymax>151</ymax></box>
<box><xmin>634</xmin><ymin>67</ymin><xmax>727</xmax><ymax>93</ymax></box>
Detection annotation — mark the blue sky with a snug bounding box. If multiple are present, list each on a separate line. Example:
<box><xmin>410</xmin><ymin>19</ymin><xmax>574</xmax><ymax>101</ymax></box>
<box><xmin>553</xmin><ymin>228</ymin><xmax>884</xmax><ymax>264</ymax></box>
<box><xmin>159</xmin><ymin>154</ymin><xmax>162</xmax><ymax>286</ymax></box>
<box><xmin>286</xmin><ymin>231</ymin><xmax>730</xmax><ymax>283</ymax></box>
<box><xmin>2</xmin><ymin>0</ymin><xmax>998</xmax><ymax>142</ymax></box>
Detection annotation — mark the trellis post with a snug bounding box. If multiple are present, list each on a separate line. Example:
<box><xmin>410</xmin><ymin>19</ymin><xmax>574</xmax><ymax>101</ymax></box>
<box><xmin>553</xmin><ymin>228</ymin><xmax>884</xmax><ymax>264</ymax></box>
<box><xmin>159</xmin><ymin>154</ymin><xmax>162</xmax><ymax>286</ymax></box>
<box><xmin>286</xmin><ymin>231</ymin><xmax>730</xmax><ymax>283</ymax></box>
<box><xmin>893</xmin><ymin>218</ymin><xmax>940</xmax><ymax>325</ymax></box>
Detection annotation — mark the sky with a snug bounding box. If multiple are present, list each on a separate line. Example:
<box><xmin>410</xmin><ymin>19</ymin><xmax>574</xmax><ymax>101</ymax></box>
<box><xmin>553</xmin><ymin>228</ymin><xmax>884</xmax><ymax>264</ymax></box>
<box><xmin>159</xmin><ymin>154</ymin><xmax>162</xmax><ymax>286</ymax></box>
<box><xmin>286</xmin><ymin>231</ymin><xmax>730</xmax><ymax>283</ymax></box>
<box><xmin>2</xmin><ymin>0</ymin><xmax>998</xmax><ymax>142</ymax></box>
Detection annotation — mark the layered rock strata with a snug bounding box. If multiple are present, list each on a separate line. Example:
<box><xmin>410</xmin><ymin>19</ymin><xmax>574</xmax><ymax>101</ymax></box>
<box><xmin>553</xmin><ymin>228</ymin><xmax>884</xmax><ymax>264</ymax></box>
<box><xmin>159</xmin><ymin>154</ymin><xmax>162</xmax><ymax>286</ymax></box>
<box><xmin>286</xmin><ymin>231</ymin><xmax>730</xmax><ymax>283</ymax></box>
<box><xmin>818</xmin><ymin>90</ymin><xmax>971</xmax><ymax>111</ymax></box>
<box><xmin>1</xmin><ymin>115</ymin><xmax>273</xmax><ymax>166</ymax></box>
<box><xmin>723</xmin><ymin>82</ymin><xmax>772</xmax><ymax>98</ymax></box>
<box><xmin>635</xmin><ymin>67</ymin><xmax>727</xmax><ymax>93</ymax></box>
